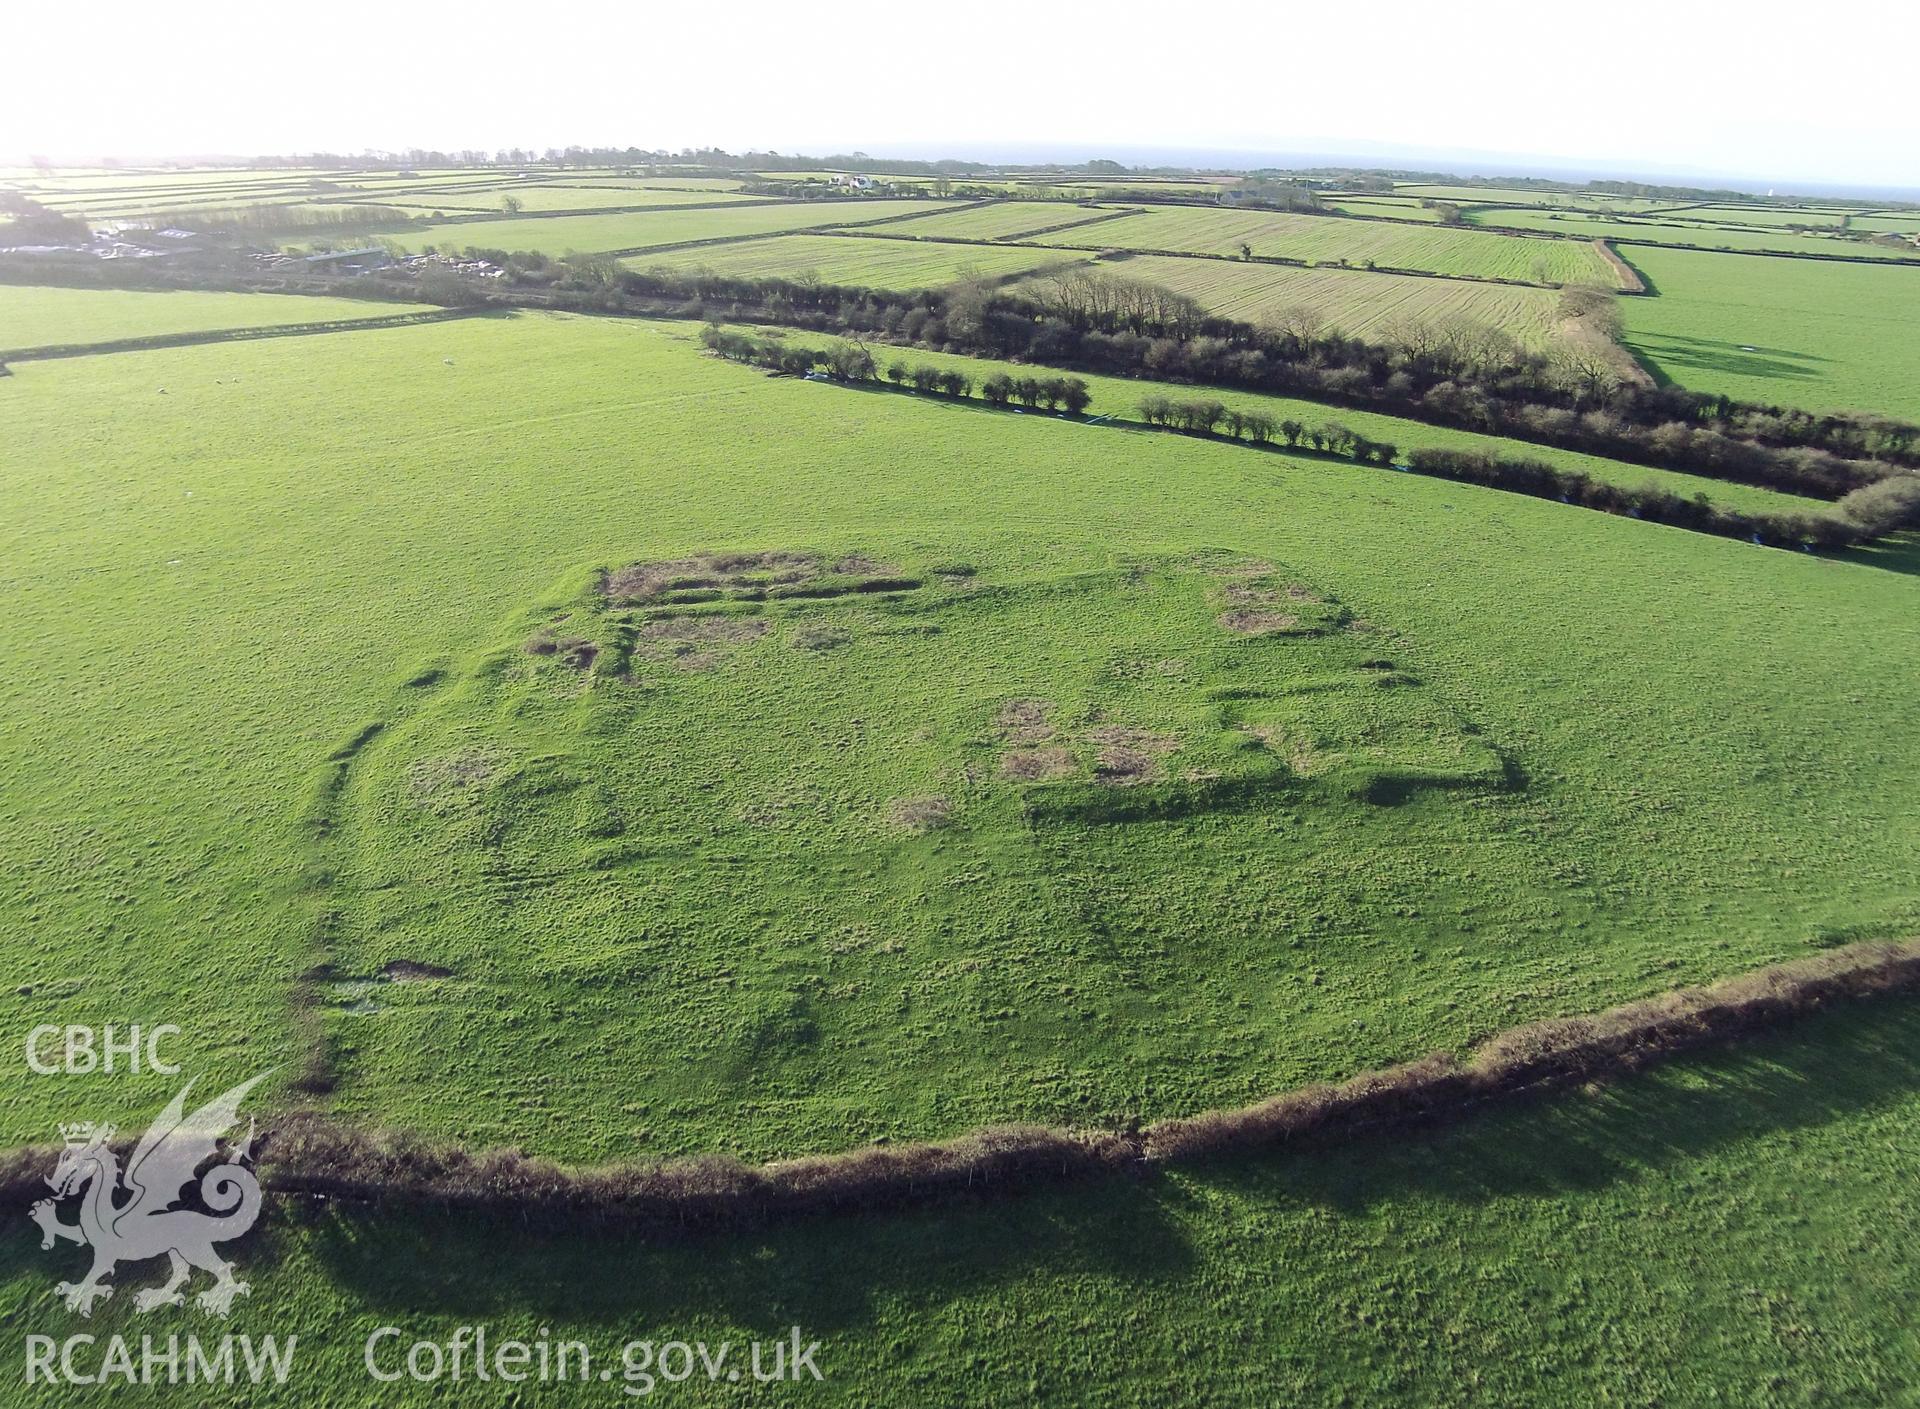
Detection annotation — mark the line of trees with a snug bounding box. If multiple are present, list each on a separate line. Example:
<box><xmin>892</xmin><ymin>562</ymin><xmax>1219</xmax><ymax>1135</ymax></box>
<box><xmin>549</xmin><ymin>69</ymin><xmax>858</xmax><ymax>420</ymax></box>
<box><xmin>979</xmin><ymin>371</ymin><xmax>1090</xmax><ymax>413</ymax></box>
<box><xmin>93</xmin><ymin>236</ymin><xmax>1916</xmax><ymax>546</ymax></box>
<box><xmin>701</xmin><ymin>326</ymin><xmax>1091</xmax><ymax>413</ymax></box>
<box><xmin>695</xmin><ymin>325</ymin><xmax>1920</xmax><ymax>551</ymax></box>
<box><xmin>890</xmin><ymin>359</ymin><xmax>973</xmax><ymax>398</ymax></box>
<box><xmin>576</xmin><ymin>265</ymin><xmax>1920</xmax><ymax>499</ymax></box>
<box><xmin>1136</xmin><ymin>397</ymin><xmax>1397</xmax><ymax>462</ymax></box>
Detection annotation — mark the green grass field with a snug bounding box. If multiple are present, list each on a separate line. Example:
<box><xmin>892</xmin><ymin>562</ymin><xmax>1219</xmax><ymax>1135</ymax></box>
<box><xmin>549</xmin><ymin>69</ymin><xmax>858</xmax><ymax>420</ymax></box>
<box><xmin>1395</xmin><ymin>185</ymin><xmax>1678</xmax><ymax>213</ymax></box>
<box><xmin>5</xmin><ymin>994</ymin><xmax>1918</xmax><ymax>1405</ymax></box>
<box><xmin>1324</xmin><ymin>196</ymin><xmax>1445</xmax><ymax>222</ymax></box>
<box><xmin>873</xmin><ymin>202</ymin><xmax>1132</xmax><ymax>241</ymax></box>
<box><xmin>4</xmin><ymin>309</ymin><xmax>1916</xmax><ymax>1167</ymax></box>
<box><xmin>381</xmin><ymin>186</ymin><xmax>762</xmax><ymax>214</ymax></box>
<box><xmin>1665</xmin><ymin>204</ymin><xmax>1856</xmax><ymax>228</ymax></box>
<box><xmin>630</xmin><ymin>233</ymin><xmax>1091</xmax><ymax>288</ymax></box>
<box><xmin>742</xmin><ymin>324</ymin><xmax>1828</xmax><ymax>515</ymax></box>
<box><xmin>37</xmin><ymin>188</ymin><xmax>330</xmax><ymax>217</ymax></box>
<box><xmin>0</xmin><ymin>284</ymin><xmax>434</xmax><ymax>350</ymax></box>
<box><xmin>1619</xmin><ymin>245</ymin><xmax>1920</xmax><ymax>418</ymax></box>
<box><xmin>386</xmin><ymin>200</ymin><xmax>951</xmax><ymax>255</ymax></box>
<box><xmin>1026</xmin><ymin>208</ymin><xmax>1620</xmax><ymax>285</ymax></box>
<box><xmin>1848</xmin><ymin>212</ymin><xmax>1920</xmax><ymax>235</ymax></box>
<box><xmin>1019</xmin><ymin>253</ymin><xmax>1568</xmax><ymax>346</ymax></box>
<box><xmin>3</xmin><ymin>300</ymin><xmax>1919</xmax><ymax>1403</ymax></box>
<box><xmin>1471</xmin><ymin>207</ymin><xmax>1920</xmax><ymax>261</ymax></box>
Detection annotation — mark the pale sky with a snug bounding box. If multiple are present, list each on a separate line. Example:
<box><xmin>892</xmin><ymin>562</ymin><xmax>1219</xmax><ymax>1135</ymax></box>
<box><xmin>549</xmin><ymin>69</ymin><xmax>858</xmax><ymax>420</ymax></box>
<box><xmin>8</xmin><ymin>0</ymin><xmax>1917</xmax><ymax>189</ymax></box>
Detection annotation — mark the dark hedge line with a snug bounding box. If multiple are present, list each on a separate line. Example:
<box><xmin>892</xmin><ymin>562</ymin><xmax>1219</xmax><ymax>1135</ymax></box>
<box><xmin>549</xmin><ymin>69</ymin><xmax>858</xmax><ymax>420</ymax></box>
<box><xmin>1404</xmin><ymin>448</ymin><xmax>1865</xmax><ymax>549</ymax></box>
<box><xmin>701</xmin><ymin>328</ymin><xmax>1889</xmax><ymax>549</ymax></box>
<box><xmin>6</xmin><ymin>940</ymin><xmax>1916</xmax><ymax>1227</ymax></box>
<box><xmin>513</xmin><ymin>259</ymin><xmax>1917</xmax><ymax>491</ymax></box>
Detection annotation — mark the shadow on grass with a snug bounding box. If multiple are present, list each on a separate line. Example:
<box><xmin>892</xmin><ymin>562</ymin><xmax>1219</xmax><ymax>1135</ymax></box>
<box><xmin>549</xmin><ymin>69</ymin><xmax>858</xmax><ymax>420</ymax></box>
<box><xmin>1839</xmin><ymin>530</ymin><xmax>1920</xmax><ymax>577</ymax></box>
<box><xmin>1626</xmin><ymin>333</ymin><xmax>1829</xmax><ymax>386</ymax></box>
<box><xmin>293</xmin><ymin>1167</ymin><xmax>1189</xmax><ymax>1335</ymax></box>
<box><xmin>6</xmin><ymin>997</ymin><xmax>1917</xmax><ymax>1338</ymax></box>
<box><xmin>1197</xmin><ymin>992</ymin><xmax>1920</xmax><ymax>1215</ymax></box>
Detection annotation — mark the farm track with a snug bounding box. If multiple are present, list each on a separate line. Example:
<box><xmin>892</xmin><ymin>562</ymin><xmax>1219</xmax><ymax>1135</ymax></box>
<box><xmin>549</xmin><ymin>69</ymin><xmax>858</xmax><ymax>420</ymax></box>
<box><xmin>1593</xmin><ymin>239</ymin><xmax>1646</xmax><ymax>293</ymax></box>
<box><xmin>4</xmin><ymin>938</ymin><xmax>1914</xmax><ymax>1226</ymax></box>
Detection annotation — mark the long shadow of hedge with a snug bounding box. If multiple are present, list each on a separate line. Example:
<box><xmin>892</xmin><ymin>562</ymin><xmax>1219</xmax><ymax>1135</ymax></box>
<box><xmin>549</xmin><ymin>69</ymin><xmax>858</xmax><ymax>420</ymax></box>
<box><xmin>8</xmin><ymin>993</ymin><xmax>1910</xmax><ymax>1340</ymax></box>
<box><xmin>1199</xmin><ymin>991</ymin><xmax>1920</xmax><ymax>1215</ymax></box>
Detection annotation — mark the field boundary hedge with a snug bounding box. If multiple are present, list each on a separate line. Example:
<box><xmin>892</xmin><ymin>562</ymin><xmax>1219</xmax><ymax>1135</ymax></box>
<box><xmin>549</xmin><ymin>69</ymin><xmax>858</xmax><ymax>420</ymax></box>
<box><xmin>0</xmin><ymin>306</ymin><xmax>492</xmax><ymax>363</ymax></box>
<box><xmin>3</xmin><ymin>939</ymin><xmax>1916</xmax><ymax>1228</ymax></box>
<box><xmin>703</xmin><ymin>334</ymin><xmax>1869</xmax><ymax>550</ymax></box>
<box><xmin>1593</xmin><ymin>239</ymin><xmax>1646</xmax><ymax>293</ymax></box>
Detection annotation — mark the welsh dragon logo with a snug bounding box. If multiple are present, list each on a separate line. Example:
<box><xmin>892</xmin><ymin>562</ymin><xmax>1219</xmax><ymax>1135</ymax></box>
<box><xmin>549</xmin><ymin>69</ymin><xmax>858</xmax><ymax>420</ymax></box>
<box><xmin>31</xmin><ymin>1074</ymin><xmax>267</xmax><ymax>1318</ymax></box>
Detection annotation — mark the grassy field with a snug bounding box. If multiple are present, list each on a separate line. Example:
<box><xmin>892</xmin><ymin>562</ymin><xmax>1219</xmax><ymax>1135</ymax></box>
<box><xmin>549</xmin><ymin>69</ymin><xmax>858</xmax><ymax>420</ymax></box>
<box><xmin>387</xmin><ymin>199</ymin><xmax>950</xmax><ymax>255</ymax></box>
<box><xmin>1849</xmin><ymin>212</ymin><xmax>1920</xmax><ymax>235</ymax></box>
<box><xmin>1396</xmin><ymin>185</ymin><xmax>1678</xmax><ymax>213</ymax></box>
<box><xmin>36</xmin><ymin>185</ymin><xmax>326</xmax><ymax>212</ymax></box>
<box><xmin>1024</xmin><ymin>207</ymin><xmax>1621</xmax><ymax>285</ymax></box>
<box><xmin>4</xmin><ymin>309</ymin><xmax>1916</xmax><ymax>1169</ymax></box>
<box><xmin>1619</xmin><ymin>244</ymin><xmax>1920</xmax><ymax>418</ymax></box>
<box><xmin>1021</xmin><ymin>253</ymin><xmax>1568</xmax><ymax>346</ymax></box>
<box><xmin>5</xmin><ymin>993</ymin><xmax>1918</xmax><ymax>1405</ymax></box>
<box><xmin>0</xmin><ymin>284</ymin><xmax>434</xmax><ymax>349</ymax></box>
<box><xmin>874</xmin><ymin>201</ymin><xmax>1130</xmax><ymax>241</ymax></box>
<box><xmin>740</xmin><ymin>324</ymin><xmax>1830</xmax><ymax>515</ymax></box>
<box><xmin>1324</xmin><ymin>195</ymin><xmax>1444</xmax><ymax>221</ymax></box>
<box><xmin>381</xmin><ymin>186</ymin><xmax>763</xmax><ymax>214</ymax></box>
<box><xmin>4</xmin><ymin>240</ymin><xmax>1919</xmax><ymax>1405</ymax></box>
<box><xmin>1664</xmin><ymin>204</ymin><xmax>1856</xmax><ymax>228</ymax></box>
<box><xmin>1471</xmin><ymin>207</ymin><xmax>1920</xmax><ymax>261</ymax></box>
<box><xmin>630</xmin><ymin>233</ymin><xmax>1091</xmax><ymax>288</ymax></box>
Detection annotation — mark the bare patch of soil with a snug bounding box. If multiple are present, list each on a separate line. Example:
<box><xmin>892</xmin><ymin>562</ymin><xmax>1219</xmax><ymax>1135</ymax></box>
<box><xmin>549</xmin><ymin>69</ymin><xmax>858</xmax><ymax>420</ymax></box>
<box><xmin>609</xmin><ymin>551</ymin><xmax>822</xmax><ymax>603</ymax></box>
<box><xmin>832</xmin><ymin>554</ymin><xmax>897</xmax><ymax>576</ymax></box>
<box><xmin>1085</xmin><ymin>727</ymin><xmax>1178</xmax><ymax>786</ymax></box>
<box><xmin>610</xmin><ymin>550</ymin><xmax>928</xmax><ymax>608</ymax></box>
<box><xmin>1000</xmin><ymin>746</ymin><xmax>1076</xmax><ymax>781</ymax></box>
<box><xmin>887</xmin><ymin>795</ymin><xmax>952</xmax><ymax>832</ymax></box>
<box><xmin>1093</xmin><ymin>746</ymin><xmax>1157</xmax><ymax>785</ymax></box>
<box><xmin>995</xmin><ymin>699</ymin><xmax>1054</xmax><ymax>745</ymax></box>
<box><xmin>1219</xmin><ymin>609</ymin><xmax>1301</xmax><ymax>635</ymax></box>
<box><xmin>1217</xmin><ymin>578</ymin><xmax>1327</xmax><ymax>635</ymax></box>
